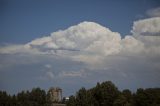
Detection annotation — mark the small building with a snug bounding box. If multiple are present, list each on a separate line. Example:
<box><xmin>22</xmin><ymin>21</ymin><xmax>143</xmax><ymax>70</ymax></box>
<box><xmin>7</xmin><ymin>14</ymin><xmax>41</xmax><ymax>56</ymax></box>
<box><xmin>65</xmin><ymin>97</ymin><xmax>69</xmax><ymax>101</ymax></box>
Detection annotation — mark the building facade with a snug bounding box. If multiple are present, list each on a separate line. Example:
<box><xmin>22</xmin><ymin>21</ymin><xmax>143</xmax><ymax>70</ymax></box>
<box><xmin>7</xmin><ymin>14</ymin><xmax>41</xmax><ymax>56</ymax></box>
<box><xmin>48</xmin><ymin>87</ymin><xmax>62</xmax><ymax>102</ymax></box>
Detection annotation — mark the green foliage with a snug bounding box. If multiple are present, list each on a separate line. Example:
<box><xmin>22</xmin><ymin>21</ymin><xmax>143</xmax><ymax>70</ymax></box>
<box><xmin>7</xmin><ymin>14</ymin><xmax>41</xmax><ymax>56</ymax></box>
<box><xmin>66</xmin><ymin>81</ymin><xmax>120</xmax><ymax>106</ymax></box>
<box><xmin>66</xmin><ymin>95</ymin><xmax>77</xmax><ymax>106</ymax></box>
<box><xmin>0</xmin><ymin>81</ymin><xmax>160</xmax><ymax>106</ymax></box>
<box><xmin>0</xmin><ymin>88</ymin><xmax>47</xmax><ymax>106</ymax></box>
<box><xmin>113</xmin><ymin>95</ymin><xmax>127</xmax><ymax>106</ymax></box>
<box><xmin>113</xmin><ymin>89</ymin><xmax>134</xmax><ymax>106</ymax></box>
<box><xmin>93</xmin><ymin>81</ymin><xmax>120</xmax><ymax>106</ymax></box>
<box><xmin>66</xmin><ymin>81</ymin><xmax>160</xmax><ymax>106</ymax></box>
<box><xmin>30</xmin><ymin>88</ymin><xmax>46</xmax><ymax>105</ymax></box>
<box><xmin>134</xmin><ymin>88</ymin><xmax>160</xmax><ymax>106</ymax></box>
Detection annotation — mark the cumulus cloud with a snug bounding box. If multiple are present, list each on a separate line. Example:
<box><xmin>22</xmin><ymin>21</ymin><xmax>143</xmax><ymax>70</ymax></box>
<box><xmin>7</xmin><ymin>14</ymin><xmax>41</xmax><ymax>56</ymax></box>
<box><xmin>1</xmin><ymin>17</ymin><xmax>160</xmax><ymax>95</ymax></box>
<box><xmin>23</xmin><ymin>21</ymin><xmax>122</xmax><ymax>57</ymax></box>
<box><xmin>131</xmin><ymin>17</ymin><xmax>160</xmax><ymax>59</ymax></box>
<box><xmin>0</xmin><ymin>18</ymin><xmax>160</xmax><ymax>79</ymax></box>
<box><xmin>146</xmin><ymin>7</ymin><xmax>160</xmax><ymax>17</ymax></box>
<box><xmin>0</xmin><ymin>44</ymin><xmax>41</xmax><ymax>55</ymax></box>
<box><xmin>0</xmin><ymin>18</ymin><xmax>160</xmax><ymax>64</ymax></box>
<box><xmin>0</xmin><ymin>45</ymin><xmax>25</xmax><ymax>54</ymax></box>
<box><xmin>0</xmin><ymin>21</ymin><xmax>123</xmax><ymax>64</ymax></box>
<box><xmin>120</xmin><ymin>36</ymin><xmax>145</xmax><ymax>55</ymax></box>
<box><xmin>131</xmin><ymin>17</ymin><xmax>160</xmax><ymax>36</ymax></box>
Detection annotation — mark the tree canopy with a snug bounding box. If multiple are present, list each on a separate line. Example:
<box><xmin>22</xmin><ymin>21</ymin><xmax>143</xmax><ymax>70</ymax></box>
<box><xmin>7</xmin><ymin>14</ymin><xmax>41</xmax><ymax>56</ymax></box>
<box><xmin>0</xmin><ymin>81</ymin><xmax>160</xmax><ymax>106</ymax></box>
<box><xmin>66</xmin><ymin>81</ymin><xmax>160</xmax><ymax>106</ymax></box>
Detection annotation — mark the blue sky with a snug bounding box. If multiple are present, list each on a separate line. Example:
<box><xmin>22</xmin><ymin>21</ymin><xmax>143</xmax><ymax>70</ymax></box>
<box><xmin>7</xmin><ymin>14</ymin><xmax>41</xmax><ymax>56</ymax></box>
<box><xmin>0</xmin><ymin>0</ymin><xmax>159</xmax><ymax>43</ymax></box>
<box><xmin>0</xmin><ymin>0</ymin><xmax>160</xmax><ymax>97</ymax></box>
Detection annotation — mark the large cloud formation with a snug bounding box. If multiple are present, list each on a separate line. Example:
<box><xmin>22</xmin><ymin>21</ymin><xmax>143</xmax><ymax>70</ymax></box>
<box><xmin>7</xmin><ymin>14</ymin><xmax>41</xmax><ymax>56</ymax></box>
<box><xmin>0</xmin><ymin>22</ymin><xmax>121</xmax><ymax>56</ymax></box>
<box><xmin>0</xmin><ymin>17</ymin><xmax>160</xmax><ymax>69</ymax></box>
<box><xmin>1</xmin><ymin>18</ymin><xmax>159</xmax><ymax>64</ymax></box>
<box><xmin>0</xmin><ymin>17</ymin><xmax>160</xmax><ymax>94</ymax></box>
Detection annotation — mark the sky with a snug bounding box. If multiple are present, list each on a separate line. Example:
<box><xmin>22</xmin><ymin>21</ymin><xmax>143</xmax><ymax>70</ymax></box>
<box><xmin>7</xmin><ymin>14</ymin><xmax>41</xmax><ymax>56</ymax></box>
<box><xmin>0</xmin><ymin>0</ymin><xmax>160</xmax><ymax>97</ymax></box>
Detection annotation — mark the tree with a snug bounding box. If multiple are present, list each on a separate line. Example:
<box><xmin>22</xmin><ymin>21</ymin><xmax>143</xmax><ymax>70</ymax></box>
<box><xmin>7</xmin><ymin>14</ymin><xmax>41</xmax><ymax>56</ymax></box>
<box><xmin>0</xmin><ymin>91</ymin><xmax>11</xmax><ymax>106</ymax></box>
<box><xmin>76</xmin><ymin>87</ymin><xmax>88</xmax><ymax>106</ymax></box>
<box><xmin>30</xmin><ymin>88</ymin><xmax>47</xmax><ymax>106</ymax></box>
<box><xmin>75</xmin><ymin>87</ymin><xmax>96</xmax><ymax>106</ymax></box>
<box><xmin>113</xmin><ymin>90</ymin><xmax>133</xmax><ymax>106</ymax></box>
<box><xmin>113</xmin><ymin>95</ymin><xmax>127</xmax><ymax>106</ymax></box>
<box><xmin>66</xmin><ymin>95</ymin><xmax>76</xmax><ymax>106</ymax></box>
<box><xmin>94</xmin><ymin>81</ymin><xmax>120</xmax><ymax>106</ymax></box>
<box><xmin>122</xmin><ymin>89</ymin><xmax>133</xmax><ymax>106</ymax></box>
<box><xmin>1</xmin><ymin>81</ymin><xmax>160</xmax><ymax>106</ymax></box>
<box><xmin>134</xmin><ymin>88</ymin><xmax>155</xmax><ymax>106</ymax></box>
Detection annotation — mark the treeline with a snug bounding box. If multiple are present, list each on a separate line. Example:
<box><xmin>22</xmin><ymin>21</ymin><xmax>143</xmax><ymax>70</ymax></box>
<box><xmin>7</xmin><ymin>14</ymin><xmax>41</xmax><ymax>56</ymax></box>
<box><xmin>0</xmin><ymin>81</ymin><xmax>160</xmax><ymax>106</ymax></box>
<box><xmin>66</xmin><ymin>81</ymin><xmax>160</xmax><ymax>106</ymax></box>
<box><xmin>0</xmin><ymin>88</ymin><xmax>51</xmax><ymax>106</ymax></box>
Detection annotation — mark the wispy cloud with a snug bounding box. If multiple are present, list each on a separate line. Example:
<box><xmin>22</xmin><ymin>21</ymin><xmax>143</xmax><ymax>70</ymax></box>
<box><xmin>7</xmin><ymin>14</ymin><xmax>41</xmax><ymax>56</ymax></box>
<box><xmin>59</xmin><ymin>69</ymin><xmax>86</xmax><ymax>78</ymax></box>
<box><xmin>46</xmin><ymin>71</ymin><xmax>54</xmax><ymax>79</ymax></box>
<box><xmin>146</xmin><ymin>7</ymin><xmax>160</xmax><ymax>17</ymax></box>
<box><xmin>45</xmin><ymin>64</ymin><xmax>52</xmax><ymax>69</ymax></box>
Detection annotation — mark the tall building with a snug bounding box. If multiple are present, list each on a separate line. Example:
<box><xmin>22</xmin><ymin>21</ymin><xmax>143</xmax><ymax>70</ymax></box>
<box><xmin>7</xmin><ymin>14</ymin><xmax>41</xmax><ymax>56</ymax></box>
<box><xmin>48</xmin><ymin>87</ymin><xmax>62</xmax><ymax>102</ymax></box>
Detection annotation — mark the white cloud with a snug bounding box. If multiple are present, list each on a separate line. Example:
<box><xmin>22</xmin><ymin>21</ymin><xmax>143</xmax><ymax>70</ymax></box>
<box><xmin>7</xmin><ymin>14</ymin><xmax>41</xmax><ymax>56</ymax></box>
<box><xmin>0</xmin><ymin>44</ymin><xmax>41</xmax><ymax>55</ymax></box>
<box><xmin>0</xmin><ymin>21</ymin><xmax>123</xmax><ymax>59</ymax></box>
<box><xmin>121</xmin><ymin>36</ymin><xmax>144</xmax><ymax>54</ymax></box>
<box><xmin>39</xmin><ymin>71</ymin><xmax>55</xmax><ymax>80</ymax></box>
<box><xmin>46</xmin><ymin>71</ymin><xmax>54</xmax><ymax>79</ymax></box>
<box><xmin>0</xmin><ymin>18</ymin><xmax>160</xmax><ymax>76</ymax></box>
<box><xmin>1</xmin><ymin>17</ymin><xmax>160</xmax><ymax>93</ymax></box>
<box><xmin>131</xmin><ymin>17</ymin><xmax>160</xmax><ymax>59</ymax></box>
<box><xmin>45</xmin><ymin>64</ymin><xmax>52</xmax><ymax>69</ymax></box>
<box><xmin>146</xmin><ymin>7</ymin><xmax>160</xmax><ymax>17</ymax></box>
<box><xmin>0</xmin><ymin>19</ymin><xmax>160</xmax><ymax>65</ymax></box>
<box><xmin>131</xmin><ymin>17</ymin><xmax>160</xmax><ymax>36</ymax></box>
<box><xmin>59</xmin><ymin>69</ymin><xmax>86</xmax><ymax>77</ymax></box>
<box><xmin>0</xmin><ymin>45</ymin><xmax>25</xmax><ymax>54</ymax></box>
<box><xmin>23</xmin><ymin>21</ymin><xmax>122</xmax><ymax>57</ymax></box>
<box><xmin>50</xmin><ymin>22</ymin><xmax>122</xmax><ymax>56</ymax></box>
